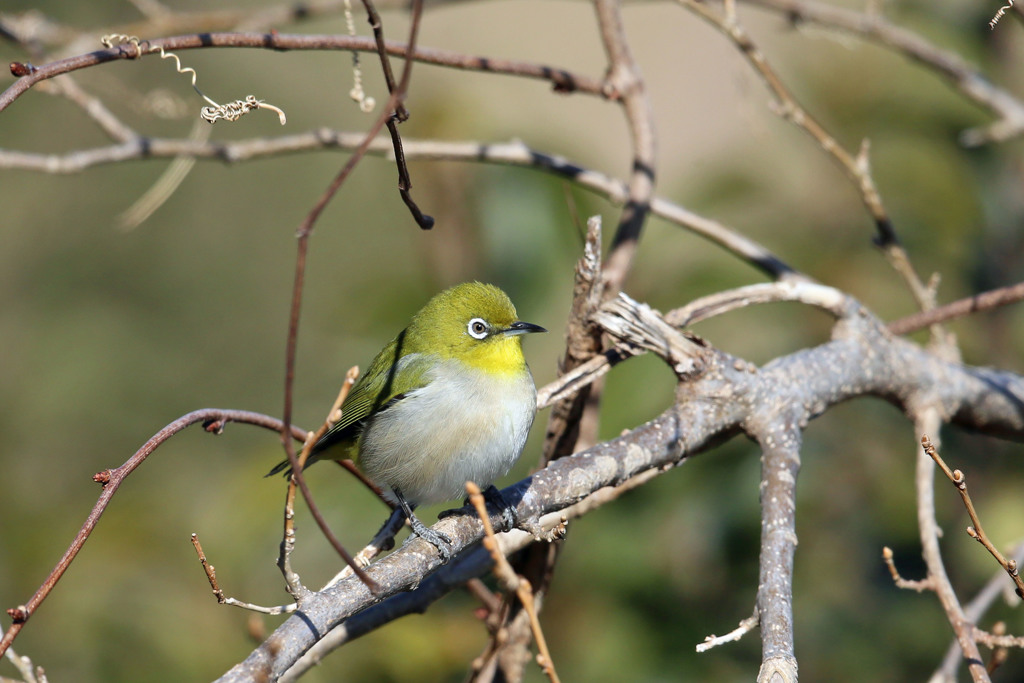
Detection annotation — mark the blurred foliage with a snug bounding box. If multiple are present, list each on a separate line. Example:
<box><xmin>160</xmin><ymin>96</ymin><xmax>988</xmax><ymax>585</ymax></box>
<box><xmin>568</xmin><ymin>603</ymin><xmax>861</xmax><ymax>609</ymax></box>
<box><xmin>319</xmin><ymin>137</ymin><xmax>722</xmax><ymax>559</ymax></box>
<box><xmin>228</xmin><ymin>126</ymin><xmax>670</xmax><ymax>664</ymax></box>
<box><xmin>1</xmin><ymin>0</ymin><xmax>1023</xmax><ymax>681</ymax></box>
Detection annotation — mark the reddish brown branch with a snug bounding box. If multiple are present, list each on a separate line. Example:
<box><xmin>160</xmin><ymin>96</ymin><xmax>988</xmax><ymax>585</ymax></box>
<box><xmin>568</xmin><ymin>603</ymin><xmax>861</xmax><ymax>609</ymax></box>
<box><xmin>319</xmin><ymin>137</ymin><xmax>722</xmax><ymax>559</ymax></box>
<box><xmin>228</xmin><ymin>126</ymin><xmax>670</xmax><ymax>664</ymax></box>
<box><xmin>191</xmin><ymin>533</ymin><xmax>228</xmax><ymax>604</ymax></box>
<box><xmin>1</xmin><ymin>32</ymin><xmax>605</xmax><ymax>113</ymax></box>
<box><xmin>276</xmin><ymin>0</ymin><xmax>427</xmax><ymax>595</ymax></box>
<box><xmin>0</xmin><ymin>408</ymin><xmax>306</xmax><ymax>659</ymax></box>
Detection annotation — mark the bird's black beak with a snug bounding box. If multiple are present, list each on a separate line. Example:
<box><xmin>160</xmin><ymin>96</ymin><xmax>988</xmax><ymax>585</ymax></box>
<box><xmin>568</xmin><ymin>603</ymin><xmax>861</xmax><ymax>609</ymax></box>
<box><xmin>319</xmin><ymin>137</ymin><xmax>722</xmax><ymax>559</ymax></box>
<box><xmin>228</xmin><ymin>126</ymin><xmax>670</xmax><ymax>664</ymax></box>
<box><xmin>505</xmin><ymin>321</ymin><xmax>547</xmax><ymax>336</ymax></box>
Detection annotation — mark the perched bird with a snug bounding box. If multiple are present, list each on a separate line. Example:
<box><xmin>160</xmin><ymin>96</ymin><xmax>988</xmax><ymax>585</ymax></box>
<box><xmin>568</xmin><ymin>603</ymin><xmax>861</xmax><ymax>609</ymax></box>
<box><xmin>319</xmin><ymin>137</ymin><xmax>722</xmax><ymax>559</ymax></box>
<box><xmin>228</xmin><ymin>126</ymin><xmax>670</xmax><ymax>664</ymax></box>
<box><xmin>269</xmin><ymin>282</ymin><xmax>545</xmax><ymax>562</ymax></box>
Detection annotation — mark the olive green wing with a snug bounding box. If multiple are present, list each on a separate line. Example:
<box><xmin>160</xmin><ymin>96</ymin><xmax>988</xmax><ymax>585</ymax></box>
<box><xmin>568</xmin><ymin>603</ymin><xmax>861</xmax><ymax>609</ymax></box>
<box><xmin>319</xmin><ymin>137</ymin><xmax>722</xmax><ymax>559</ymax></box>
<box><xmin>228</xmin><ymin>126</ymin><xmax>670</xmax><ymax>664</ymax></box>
<box><xmin>265</xmin><ymin>330</ymin><xmax>431</xmax><ymax>477</ymax></box>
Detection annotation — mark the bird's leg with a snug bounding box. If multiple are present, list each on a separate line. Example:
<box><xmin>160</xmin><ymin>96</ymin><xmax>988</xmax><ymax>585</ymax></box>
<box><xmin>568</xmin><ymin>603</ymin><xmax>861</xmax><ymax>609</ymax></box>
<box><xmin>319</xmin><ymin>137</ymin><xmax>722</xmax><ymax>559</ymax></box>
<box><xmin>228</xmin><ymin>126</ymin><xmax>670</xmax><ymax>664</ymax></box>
<box><xmin>393</xmin><ymin>487</ymin><xmax>452</xmax><ymax>563</ymax></box>
<box><xmin>483</xmin><ymin>485</ymin><xmax>518</xmax><ymax>532</ymax></box>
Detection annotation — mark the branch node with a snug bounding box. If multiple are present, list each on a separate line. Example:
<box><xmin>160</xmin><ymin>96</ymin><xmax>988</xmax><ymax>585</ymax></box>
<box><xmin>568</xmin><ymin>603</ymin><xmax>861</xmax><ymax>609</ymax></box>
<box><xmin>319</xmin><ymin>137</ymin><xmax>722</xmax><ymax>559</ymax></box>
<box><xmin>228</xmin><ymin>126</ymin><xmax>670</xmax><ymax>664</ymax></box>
<box><xmin>10</xmin><ymin>62</ymin><xmax>35</xmax><ymax>77</ymax></box>
<box><xmin>5</xmin><ymin>606</ymin><xmax>28</xmax><ymax>624</ymax></box>
<box><xmin>203</xmin><ymin>418</ymin><xmax>226</xmax><ymax>434</ymax></box>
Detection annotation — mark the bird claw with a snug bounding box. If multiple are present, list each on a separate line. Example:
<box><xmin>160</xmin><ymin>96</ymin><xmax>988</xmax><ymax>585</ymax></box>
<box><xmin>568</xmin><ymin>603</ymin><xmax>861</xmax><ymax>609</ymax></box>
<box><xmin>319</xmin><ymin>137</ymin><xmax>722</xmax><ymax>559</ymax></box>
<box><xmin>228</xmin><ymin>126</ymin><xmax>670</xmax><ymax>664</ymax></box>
<box><xmin>483</xmin><ymin>485</ymin><xmax>518</xmax><ymax>532</ymax></box>
<box><xmin>408</xmin><ymin>515</ymin><xmax>453</xmax><ymax>563</ymax></box>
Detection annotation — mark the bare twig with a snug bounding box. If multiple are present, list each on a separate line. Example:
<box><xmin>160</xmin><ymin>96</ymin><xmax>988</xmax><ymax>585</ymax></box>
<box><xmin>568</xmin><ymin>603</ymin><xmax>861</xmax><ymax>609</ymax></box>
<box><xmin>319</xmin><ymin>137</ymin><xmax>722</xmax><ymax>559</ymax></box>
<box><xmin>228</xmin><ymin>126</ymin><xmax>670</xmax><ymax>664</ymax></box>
<box><xmin>697</xmin><ymin>609</ymin><xmax>759</xmax><ymax>652</ymax></box>
<box><xmin>277</xmin><ymin>367</ymin><xmax>375</xmax><ymax>596</ymax></box>
<box><xmin>668</xmin><ymin>280</ymin><xmax>849</xmax><ymax>327</ymax></box>
<box><xmin>888</xmin><ymin>281</ymin><xmax>1024</xmax><ymax>336</ymax></box>
<box><xmin>595</xmin><ymin>293</ymin><xmax>708</xmax><ymax>377</ymax></box>
<box><xmin>914</xmin><ymin>421</ymin><xmax>991</xmax><ymax>683</ymax></box>
<box><xmin>467</xmin><ymin>482</ymin><xmax>561</xmax><ymax>683</ymax></box>
<box><xmin>974</xmin><ymin>625</ymin><xmax>1024</xmax><ymax>650</ymax></box>
<box><xmin>3</xmin><ymin>647</ymin><xmax>47</xmax><ymax>683</ymax></box>
<box><xmin>985</xmin><ymin>622</ymin><xmax>1008</xmax><ymax>674</ymax></box>
<box><xmin>594</xmin><ymin>0</ymin><xmax>657</xmax><ymax>293</ymax></box>
<box><xmin>191</xmin><ymin>533</ymin><xmax>297</xmax><ymax>615</ymax></box>
<box><xmin>933</xmin><ymin>542</ymin><xmax>1024</xmax><ymax>681</ymax></box>
<box><xmin>118</xmin><ymin>119</ymin><xmax>211</xmax><ymax>229</ymax></box>
<box><xmin>0</xmin><ymin>409</ymin><xmax>307</xmax><ymax>659</ymax></box>
<box><xmin>881</xmin><ymin>546</ymin><xmax>934</xmax><ymax>592</ymax></box>
<box><xmin>1</xmin><ymin>32</ymin><xmax>608</xmax><ymax>113</ymax></box>
<box><xmin>743</xmin><ymin>0</ymin><xmax>1024</xmax><ymax>146</ymax></box>
<box><xmin>357</xmin><ymin>0</ymin><xmax>433</xmax><ymax>228</ymax></box>
<box><xmin>921</xmin><ymin>435</ymin><xmax>1024</xmax><ymax>600</ymax></box>
<box><xmin>0</xmin><ymin>135</ymin><xmax>799</xmax><ymax>281</ymax></box>
<box><xmin>678</xmin><ymin>0</ymin><xmax>934</xmax><ymax>311</ymax></box>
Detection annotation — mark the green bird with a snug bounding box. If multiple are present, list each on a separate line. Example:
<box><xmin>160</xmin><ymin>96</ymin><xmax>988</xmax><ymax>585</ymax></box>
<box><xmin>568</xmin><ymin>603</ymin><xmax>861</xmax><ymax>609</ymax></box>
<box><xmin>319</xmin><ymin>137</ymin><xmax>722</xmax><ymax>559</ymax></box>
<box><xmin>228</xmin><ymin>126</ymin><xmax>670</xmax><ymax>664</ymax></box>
<box><xmin>270</xmin><ymin>282</ymin><xmax>545</xmax><ymax>561</ymax></box>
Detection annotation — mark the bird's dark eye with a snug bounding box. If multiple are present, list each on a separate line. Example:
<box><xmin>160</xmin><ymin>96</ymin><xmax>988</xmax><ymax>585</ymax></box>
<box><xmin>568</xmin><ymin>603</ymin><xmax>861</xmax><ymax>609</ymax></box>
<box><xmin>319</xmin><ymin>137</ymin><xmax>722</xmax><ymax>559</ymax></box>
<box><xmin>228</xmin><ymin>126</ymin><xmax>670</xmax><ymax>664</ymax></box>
<box><xmin>467</xmin><ymin>318</ymin><xmax>489</xmax><ymax>339</ymax></box>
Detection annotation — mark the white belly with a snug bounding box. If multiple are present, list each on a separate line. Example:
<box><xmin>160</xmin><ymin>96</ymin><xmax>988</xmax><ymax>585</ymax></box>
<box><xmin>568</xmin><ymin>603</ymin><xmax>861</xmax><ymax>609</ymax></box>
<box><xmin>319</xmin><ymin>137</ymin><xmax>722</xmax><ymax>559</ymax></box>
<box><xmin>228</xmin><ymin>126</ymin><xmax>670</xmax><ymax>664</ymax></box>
<box><xmin>357</xmin><ymin>358</ymin><xmax>537</xmax><ymax>506</ymax></box>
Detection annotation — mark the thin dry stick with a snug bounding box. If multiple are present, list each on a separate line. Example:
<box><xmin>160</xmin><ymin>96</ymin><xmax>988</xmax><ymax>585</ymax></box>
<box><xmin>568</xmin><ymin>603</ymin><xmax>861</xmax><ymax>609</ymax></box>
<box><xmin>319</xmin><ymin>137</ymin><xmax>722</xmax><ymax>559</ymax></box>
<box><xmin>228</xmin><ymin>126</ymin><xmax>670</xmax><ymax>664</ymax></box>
<box><xmin>594</xmin><ymin>0</ymin><xmax>657</xmax><ymax>294</ymax></box>
<box><xmin>678</xmin><ymin>0</ymin><xmax>935</xmax><ymax>312</ymax></box>
<box><xmin>742</xmin><ymin>0</ymin><xmax>1024</xmax><ymax>146</ymax></box>
<box><xmin>466</xmin><ymin>482</ymin><xmax>561</xmax><ymax>683</ymax></box>
<box><xmin>276</xmin><ymin>0</ymin><xmax>427</xmax><ymax>594</ymax></box>
<box><xmin>191</xmin><ymin>533</ymin><xmax>297</xmax><ymax>615</ymax></box>
<box><xmin>0</xmin><ymin>409</ymin><xmax>307</xmax><ymax>660</ymax></box>
<box><xmin>888</xmin><ymin>281</ymin><xmax>1024</xmax><ymax>335</ymax></box>
<box><xmin>697</xmin><ymin>609</ymin><xmax>760</xmax><ymax>653</ymax></box>
<box><xmin>358</xmin><ymin>0</ymin><xmax>433</xmax><ymax>228</ymax></box>
<box><xmin>914</xmin><ymin>420</ymin><xmax>991</xmax><ymax>683</ymax></box>
<box><xmin>0</xmin><ymin>135</ymin><xmax>800</xmax><ymax>281</ymax></box>
<box><xmin>667</xmin><ymin>280</ymin><xmax>850</xmax><ymax>327</ymax></box>
<box><xmin>3</xmin><ymin>646</ymin><xmax>47</xmax><ymax>683</ymax></box>
<box><xmin>277</xmin><ymin>367</ymin><xmax>375</xmax><ymax>595</ymax></box>
<box><xmin>1</xmin><ymin>33</ymin><xmax>607</xmax><ymax>114</ymax></box>
<box><xmin>921</xmin><ymin>435</ymin><xmax>1024</xmax><ymax>600</ymax></box>
<box><xmin>934</xmin><ymin>541</ymin><xmax>1024</xmax><ymax>681</ymax></box>
<box><xmin>986</xmin><ymin>621</ymin><xmax>1008</xmax><ymax>674</ymax></box>
<box><xmin>881</xmin><ymin>546</ymin><xmax>934</xmax><ymax>592</ymax></box>
<box><xmin>975</xmin><ymin>625</ymin><xmax>1024</xmax><ymax>650</ymax></box>
<box><xmin>46</xmin><ymin>74</ymin><xmax>136</xmax><ymax>143</ymax></box>
<box><xmin>118</xmin><ymin>118</ymin><xmax>212</xmax><ymax>229</ymax></box>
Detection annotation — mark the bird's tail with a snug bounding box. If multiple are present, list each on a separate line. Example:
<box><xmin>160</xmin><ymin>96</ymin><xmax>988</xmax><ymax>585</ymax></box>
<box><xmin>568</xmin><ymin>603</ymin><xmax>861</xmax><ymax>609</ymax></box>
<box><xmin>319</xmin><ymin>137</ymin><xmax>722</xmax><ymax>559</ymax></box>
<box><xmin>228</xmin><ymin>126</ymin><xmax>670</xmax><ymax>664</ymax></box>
<box><xmin>264</xmin><ymin>459</ymin><xmax>293</xmax><ymax>478</ymax></box>
<box><xmin>265</xmin><ymin>452</ymin><xmax>320</xmax><ymax>478</ymax></box>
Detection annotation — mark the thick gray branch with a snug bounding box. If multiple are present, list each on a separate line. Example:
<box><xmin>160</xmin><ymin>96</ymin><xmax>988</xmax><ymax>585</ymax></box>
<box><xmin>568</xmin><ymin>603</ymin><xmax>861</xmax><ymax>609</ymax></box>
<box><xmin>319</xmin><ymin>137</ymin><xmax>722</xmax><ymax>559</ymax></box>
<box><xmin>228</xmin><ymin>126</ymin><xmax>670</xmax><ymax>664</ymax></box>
<box><xmin>217</xmin><ymin>295</ymin><xmax>1024</xmax><ymax>682</ymax></box>
<box><xmin>752</xmin><ymin>421</ymin><xmax>802</xmax><ymax>683</ymax></box>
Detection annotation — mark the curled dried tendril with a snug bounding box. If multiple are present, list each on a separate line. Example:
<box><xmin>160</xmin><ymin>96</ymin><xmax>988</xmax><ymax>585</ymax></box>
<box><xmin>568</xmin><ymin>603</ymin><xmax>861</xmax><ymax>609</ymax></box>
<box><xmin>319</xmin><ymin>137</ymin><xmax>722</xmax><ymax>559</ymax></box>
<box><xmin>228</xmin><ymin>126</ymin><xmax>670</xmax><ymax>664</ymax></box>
<box><xmin>991</xmin><ymin>0</ymin><xmax>1014</xmax><ymax>29</ymax></box>
<box><xmin>100</xmin><ymin>34</ymin><xmax>286</xmax><ymax>125</ymax></box>
<box><xmin>201</xmin><ymin>96</ymin><xmax>286</xmax><ymax>124</ymax></box>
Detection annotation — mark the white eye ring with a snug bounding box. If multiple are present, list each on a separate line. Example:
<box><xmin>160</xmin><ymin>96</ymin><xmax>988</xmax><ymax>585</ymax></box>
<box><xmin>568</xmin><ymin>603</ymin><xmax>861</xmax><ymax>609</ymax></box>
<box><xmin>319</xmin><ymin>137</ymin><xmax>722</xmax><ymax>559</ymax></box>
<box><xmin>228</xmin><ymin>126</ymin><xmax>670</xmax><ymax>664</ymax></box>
<box><xmin>467</xmin><ymin>318</ymin><xmax>489</xmax><ymax>339</ymax></box>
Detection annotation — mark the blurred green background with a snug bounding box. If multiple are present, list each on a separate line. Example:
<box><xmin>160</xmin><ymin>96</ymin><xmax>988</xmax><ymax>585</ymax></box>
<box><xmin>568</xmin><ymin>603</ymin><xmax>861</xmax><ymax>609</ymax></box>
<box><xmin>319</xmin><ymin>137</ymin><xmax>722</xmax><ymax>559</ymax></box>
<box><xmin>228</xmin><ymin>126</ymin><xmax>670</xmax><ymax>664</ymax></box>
<box><xmin>1</xmin><ymin>0</ymin><xmax>1023</xmax><ymax>680</ymax></box>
